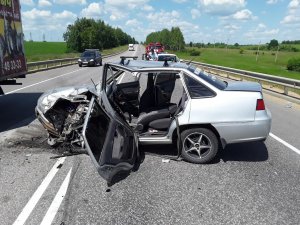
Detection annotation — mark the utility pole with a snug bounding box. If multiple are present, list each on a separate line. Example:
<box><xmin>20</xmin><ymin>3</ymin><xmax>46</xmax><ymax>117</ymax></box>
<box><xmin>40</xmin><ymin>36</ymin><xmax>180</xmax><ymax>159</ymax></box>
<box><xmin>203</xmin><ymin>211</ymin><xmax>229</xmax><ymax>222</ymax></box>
<box><xmin>226</xmin><ymin>36</ymin><xmax>230</xmax><ymax>51</ymax></box>
<box><xmin>256</xmin><ymin>41</ymin><xmax>261</xmax><ymax>62</ymax></box>
<box><xmin>30</xmin><ymin>32</ymin><xmax>32</xmax><ymax>41</ymax></box>
<box><xmin>275</xmin><ymin>45</ymin><xmax>280</xmax><ymax>63</ymax></box>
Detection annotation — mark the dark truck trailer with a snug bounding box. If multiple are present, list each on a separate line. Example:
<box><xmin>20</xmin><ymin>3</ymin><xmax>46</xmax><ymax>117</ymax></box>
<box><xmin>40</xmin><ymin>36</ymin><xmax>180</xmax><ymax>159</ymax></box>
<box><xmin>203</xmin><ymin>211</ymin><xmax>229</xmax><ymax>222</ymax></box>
<box><xmin>0</xmin><ymin>0</ymin><xmax>27</xmax><ymax>94</ymax></box>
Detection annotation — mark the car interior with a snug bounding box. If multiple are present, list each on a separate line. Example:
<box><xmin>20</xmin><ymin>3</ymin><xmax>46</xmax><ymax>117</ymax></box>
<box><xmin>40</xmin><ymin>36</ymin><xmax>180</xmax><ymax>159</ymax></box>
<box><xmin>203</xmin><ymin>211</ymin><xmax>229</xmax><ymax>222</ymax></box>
<box><xmin>105</xmin><ymin>67</ymin><xmax>187</xmax><ymax>137</ymax></box>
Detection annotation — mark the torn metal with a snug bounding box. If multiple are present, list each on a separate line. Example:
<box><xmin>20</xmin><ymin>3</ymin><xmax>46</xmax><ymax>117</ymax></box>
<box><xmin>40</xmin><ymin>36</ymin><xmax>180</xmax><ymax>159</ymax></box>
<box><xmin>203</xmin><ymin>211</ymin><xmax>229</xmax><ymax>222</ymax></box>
<box><xmin>35</xmin><ymin>85</ymin><xmax>98</xmax><ymax>148</ymax></box>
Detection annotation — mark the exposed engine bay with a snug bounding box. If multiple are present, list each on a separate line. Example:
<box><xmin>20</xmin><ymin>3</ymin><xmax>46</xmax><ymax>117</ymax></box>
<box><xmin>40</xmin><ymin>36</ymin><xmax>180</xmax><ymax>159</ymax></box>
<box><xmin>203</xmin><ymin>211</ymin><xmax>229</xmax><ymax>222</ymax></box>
<box><xmin>35</xmin><ymin>86</ymin><xmax>95</xmax><ymax>148</ymax></box>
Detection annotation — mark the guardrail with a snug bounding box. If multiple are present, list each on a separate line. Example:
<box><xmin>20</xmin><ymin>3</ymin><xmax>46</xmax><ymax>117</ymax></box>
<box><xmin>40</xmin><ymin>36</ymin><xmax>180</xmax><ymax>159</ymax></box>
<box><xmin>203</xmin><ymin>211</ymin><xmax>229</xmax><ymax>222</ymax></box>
<box><xmin>184</xmin><ymin>60</ymin><xmax>300</xmax><ymax>100</ymax></box>
<box><xmin>27</xmin><ymin>50</ymin><xmax>127</xmax><ymax>73</ymax></box>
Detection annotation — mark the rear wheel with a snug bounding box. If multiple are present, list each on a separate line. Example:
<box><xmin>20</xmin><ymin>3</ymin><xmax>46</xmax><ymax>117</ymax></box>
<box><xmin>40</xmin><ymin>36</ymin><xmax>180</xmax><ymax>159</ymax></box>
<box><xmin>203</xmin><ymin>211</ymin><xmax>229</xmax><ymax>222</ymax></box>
<box><xmin>78</xmin><ymin>64</ymin><xmax>82</xmax><ymax>67</ymax></box>
<box><xmin>181</xmin><ymin>128</ymin><xmax>218</xmax><ymax>164</ymax></box>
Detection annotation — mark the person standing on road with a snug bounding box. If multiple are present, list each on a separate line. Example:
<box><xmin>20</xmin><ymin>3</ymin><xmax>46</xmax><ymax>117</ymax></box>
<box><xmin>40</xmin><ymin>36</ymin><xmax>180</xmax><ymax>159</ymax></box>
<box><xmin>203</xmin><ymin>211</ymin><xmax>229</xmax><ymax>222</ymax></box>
<box><xmin>149</xmin><ymin>48</ymin><xmax>158</xmax><ymax>61</ymax></box>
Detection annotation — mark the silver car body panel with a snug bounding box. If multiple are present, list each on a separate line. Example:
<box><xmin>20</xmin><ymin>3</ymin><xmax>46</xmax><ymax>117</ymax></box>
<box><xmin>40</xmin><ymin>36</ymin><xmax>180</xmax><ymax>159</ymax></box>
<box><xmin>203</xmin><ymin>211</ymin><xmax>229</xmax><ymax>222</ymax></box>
<box><xmin>139</xmin><ymin>68</ymin><xmax>271</xmax><ymax>146</ymax></box>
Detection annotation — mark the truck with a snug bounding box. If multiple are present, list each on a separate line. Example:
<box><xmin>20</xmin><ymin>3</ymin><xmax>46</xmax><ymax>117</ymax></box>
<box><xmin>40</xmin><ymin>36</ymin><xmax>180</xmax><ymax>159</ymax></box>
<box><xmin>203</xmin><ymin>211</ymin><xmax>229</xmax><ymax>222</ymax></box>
<box><xmin>0</xmin><ymin>0</ymin><xmax>27</xmax><ymax>95</ymax></box>
<box><xmin>145</xmin><ymin>42</ymin><xmax>164</xmax><ymax>60</ymax></box>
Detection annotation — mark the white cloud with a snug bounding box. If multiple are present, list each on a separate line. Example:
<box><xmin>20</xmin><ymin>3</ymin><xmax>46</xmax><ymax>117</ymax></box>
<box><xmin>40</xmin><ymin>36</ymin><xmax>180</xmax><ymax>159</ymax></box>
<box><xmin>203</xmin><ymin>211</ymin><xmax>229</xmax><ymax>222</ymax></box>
<box><xmin>288</xmin><ymin>0</ymin><xmax>299</xmax><ymax>9</ymax></box>
<box><xmin>23</xmin><ymin>8</ymin><xmax>51</xmax><ymax>20</ymax></box>
<box><xmin>173</xmin><ymin>0</ymin><xmax>188</xmax><ymax>3</ymax></box>
<box><xmin>142</xmin><ymin>5</ymin><xmax>154</xmax><ymax>11</ymax></box>
<box><xmin>266</xmin><ymin>0</ymin><xmax>278</xmax><ymax>4</ymax></box>
<box><xmin>22</xmin><ymin>8</ymin><xmax>78</xmax><ymax>41</ymax></box>
<box><xmin>126</xmin><ymin>19</ymin><xmax>141</xmax><ymax>27</ymax></box>
<box><xmin>232</xmin><ymin>9</ymin><xmax>254</xmax><ymax>20</ymax></box>
<box><xmin>21</xmin><ymin>0</ymin><xmax>34</xmax><ymax>6</ymax></box>
<box><xmin>38</xmin><ymin>0</ymin><xmax>52</xmax><ymax>7</ymax></box>
<box><xmin>197</xmin><ymin>0</ymin><xmax>246</xmax><ymax>15</ymax></box>
<box><xmin>54</xmin><ymin>0</ymin><xmax>86</xmax><ymax>5</ymax></box>
<box><xmin>146</xmin><ymin>10</ymin><xmax>180</xmax><ymax>21</ymax></box>
<box><xmin>144</xmin><ymin>10</ymin><xmax>202</xmax><ymax>42</ymax></box>
<box><xmin>54</xmin><ymin>10</ymin><xmax>76</xmax><ymax>20</ymax></box>
<box><xmin>191</xmin><ymin>9</ymin><xmax>201</xmax><ymax>19</ymax></box>
<box><xmin>281</xmin><ymin>14</ymin><xmax>300</xmax><ymax>24</ymax></box>
<box><xmin>81</xmin><ymin>2</ymin><xmax>103</xmax><ymax>18</ymax></box>
<box><xmin>245</xmin><ymin>24</ymin><xmax>279</xmax><ymax>40</ymax></box>
<box><xmin>105</xmin><ymin>0</ymin><xmax>150</xmax><ymax>21</ymax></box>
<box><xmin>280</xmin><ymin>0</ymin><xmax>300</xmax><ymax>25</ymax></box>
<box><xmin>258</xmin><ymin>23</ymin><xmax>266</xmax><ymax>29</ymax></box>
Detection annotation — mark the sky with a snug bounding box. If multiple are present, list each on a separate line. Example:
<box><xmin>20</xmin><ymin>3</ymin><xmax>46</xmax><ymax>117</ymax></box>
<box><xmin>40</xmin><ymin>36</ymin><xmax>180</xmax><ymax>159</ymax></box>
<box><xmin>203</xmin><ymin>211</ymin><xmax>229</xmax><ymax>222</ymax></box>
<box><xmin>20</xmin><ymin>0</ymin><xmax>300</xmax><ymax>44</ymax></box>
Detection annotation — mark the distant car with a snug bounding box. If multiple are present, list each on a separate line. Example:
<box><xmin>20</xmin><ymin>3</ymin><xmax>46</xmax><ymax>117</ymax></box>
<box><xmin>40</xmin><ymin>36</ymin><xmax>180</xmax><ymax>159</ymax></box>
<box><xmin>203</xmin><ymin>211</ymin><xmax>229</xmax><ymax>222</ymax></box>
<box><xmin>36</xmin><ymin>57</ymin><xmax>272</xmax><ymax>183</ymax></box>
<box><xmin>128</xmin><ymin>44</ymin><xmax>135</xmax><ymax>51</ymax></box>
<box><xmin>157</xmin><ymin>53</ymin><xmax>180</xmax><ymax>62</ymax></box>
<box><xmin>78</xmin><ymin>49</ymin><xmax>102</xmax><ymax>67</ymax></box>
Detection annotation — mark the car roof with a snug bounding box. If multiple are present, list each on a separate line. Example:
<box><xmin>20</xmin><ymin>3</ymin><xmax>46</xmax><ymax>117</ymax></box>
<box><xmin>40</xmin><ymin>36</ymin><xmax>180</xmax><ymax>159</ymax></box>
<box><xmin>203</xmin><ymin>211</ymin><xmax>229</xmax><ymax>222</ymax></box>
<box><xmin>109</xmin><ymin>59</ymin><xmax>188</xmax><ymax>71</ymax></box>
<box><xmin>157</xmin><ymin>53</ymin><xmax>177</xmax><ymax>56</ymax></box>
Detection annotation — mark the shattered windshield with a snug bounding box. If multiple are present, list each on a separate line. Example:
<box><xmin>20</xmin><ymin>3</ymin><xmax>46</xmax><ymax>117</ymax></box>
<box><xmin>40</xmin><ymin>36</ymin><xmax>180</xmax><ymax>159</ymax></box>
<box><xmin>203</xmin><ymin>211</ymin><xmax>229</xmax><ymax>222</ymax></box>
<box><xmin>187</xmin><ymin>65</ymin><xmax>227</xmax><ymax>90</ymax></box>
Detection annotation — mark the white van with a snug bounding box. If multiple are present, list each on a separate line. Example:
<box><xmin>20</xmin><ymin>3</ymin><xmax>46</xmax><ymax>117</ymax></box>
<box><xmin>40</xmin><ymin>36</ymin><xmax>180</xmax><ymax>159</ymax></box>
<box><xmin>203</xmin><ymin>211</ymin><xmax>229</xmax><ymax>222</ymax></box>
<box><xmin>128</xmin><ymin>44</ymin><xmax>134</xmax><ymax>51</ymax></box>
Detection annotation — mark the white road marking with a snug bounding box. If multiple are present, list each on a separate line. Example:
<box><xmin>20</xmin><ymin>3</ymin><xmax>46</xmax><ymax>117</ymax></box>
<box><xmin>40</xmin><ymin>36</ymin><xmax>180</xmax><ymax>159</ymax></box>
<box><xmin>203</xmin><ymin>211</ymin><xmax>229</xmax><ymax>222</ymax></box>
<box><xmin>12</xmin><ymin>157</ymin><xmax>66</xmax><ymax>225</ymax></box>
<box><xmin>5</xmin><ymin>69</ymin><xmax>85</xmax><ymax>95</ymax></box>
<box><xmin>40</xmin><ymin>168</ymin><xmax>72</xmax><ymax>225</ymax></box>
<box><xmin>270</xmin><ymin>133</ymin><xmax>300</xmax><ymax>155</ymax></box>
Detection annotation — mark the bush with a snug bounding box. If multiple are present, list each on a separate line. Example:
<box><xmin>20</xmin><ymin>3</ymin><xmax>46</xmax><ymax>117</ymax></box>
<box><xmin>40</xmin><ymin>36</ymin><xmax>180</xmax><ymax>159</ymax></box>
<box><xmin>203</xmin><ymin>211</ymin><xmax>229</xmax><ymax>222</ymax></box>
<box><xmin>189</xmin><ymin>49</ymin><xmax>201</xmax><ymax>56</ymax></box>
<box><xmin>239</xmin><ymin>48</ymin><xmax>244</xmax><ymax>54</ymax></box>
<box><xmin>287</xmin><ymin>57</ymin><xmax>300</xmax><ymax>72</ymax></box>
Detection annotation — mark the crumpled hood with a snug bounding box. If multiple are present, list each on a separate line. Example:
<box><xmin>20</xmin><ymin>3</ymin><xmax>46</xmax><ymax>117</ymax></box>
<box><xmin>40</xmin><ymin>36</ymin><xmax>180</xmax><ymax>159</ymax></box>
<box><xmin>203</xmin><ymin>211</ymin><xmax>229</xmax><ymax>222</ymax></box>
<box><xmin>224</xmin><ymin>81</ymin><xmax>262</xmax><ymax>92</ymax></box>
<box><xmin>36</xmin><ymin>85</ymin><xmax>97</xmax><ymax>114</ymax></box>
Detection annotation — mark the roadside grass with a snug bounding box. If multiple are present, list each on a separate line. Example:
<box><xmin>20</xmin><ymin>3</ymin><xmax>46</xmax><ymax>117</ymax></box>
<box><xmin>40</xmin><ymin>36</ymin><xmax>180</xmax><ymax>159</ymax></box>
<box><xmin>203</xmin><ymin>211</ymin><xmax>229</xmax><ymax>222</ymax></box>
<box><xmin>171</xmin><ymin>47</ymin><xmax>300</xmax><ymax>80</ymax></box>
<box><xmin>24</xmin><ymin>42</ymin><xmax>128</xmax><ymax>62</ymax></box>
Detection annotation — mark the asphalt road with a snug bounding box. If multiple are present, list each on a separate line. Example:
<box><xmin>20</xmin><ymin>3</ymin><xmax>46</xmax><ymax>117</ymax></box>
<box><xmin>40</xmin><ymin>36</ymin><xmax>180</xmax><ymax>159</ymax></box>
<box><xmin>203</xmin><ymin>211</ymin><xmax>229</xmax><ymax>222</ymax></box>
<box><xmin>0</xmin><ymin>44</ymin><xmax>299</xmax><ymax>225</ymax></box>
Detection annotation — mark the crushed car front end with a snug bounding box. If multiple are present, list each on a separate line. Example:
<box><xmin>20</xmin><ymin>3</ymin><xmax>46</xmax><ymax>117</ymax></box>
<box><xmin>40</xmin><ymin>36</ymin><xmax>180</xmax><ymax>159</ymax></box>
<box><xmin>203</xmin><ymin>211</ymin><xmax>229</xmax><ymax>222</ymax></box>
<box><xmin>35</xmin><ymin>86</ymin><xmax>97</xmax><ymax>147</ymax></box>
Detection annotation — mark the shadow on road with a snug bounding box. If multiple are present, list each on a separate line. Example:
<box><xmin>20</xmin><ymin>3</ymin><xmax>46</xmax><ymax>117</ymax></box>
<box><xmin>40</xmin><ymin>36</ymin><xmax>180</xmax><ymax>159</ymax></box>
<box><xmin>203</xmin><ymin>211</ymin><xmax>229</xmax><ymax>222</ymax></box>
<box><xmin>219</xmin><ymin>141</ymin><xmax>269</xmax><ymax>162</ymax></box>
<box><xmin>0</xmin><ymin>92</ymin><xmax>43</xmax><ymax>133</ymax></box>
<box><xmin>140</xmin><ymin>141</ymin><xmax>268</xmax><ymax>163</ymax></box>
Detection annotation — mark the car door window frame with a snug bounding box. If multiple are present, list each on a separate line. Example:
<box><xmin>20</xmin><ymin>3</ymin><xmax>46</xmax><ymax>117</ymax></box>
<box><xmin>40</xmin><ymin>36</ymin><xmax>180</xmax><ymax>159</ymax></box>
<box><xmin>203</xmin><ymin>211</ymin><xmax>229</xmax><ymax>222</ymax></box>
<box><xmin>182</xmin><ymin>72</ymin><xmax>216</xmax><ymax>99</ymax></box>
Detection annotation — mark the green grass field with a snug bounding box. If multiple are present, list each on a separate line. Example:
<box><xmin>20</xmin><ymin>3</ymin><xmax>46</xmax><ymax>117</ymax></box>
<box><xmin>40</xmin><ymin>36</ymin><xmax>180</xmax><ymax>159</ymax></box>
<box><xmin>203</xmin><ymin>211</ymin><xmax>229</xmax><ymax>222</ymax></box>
<box><xmin>24</xmin><ymin>42</ymin><xmax>128</xmax><ymax>62</ymax></box>
<box><xmin>172</xmin><ymin>47</ymin><xmax>300</xmax><ymax>80</ymax></box>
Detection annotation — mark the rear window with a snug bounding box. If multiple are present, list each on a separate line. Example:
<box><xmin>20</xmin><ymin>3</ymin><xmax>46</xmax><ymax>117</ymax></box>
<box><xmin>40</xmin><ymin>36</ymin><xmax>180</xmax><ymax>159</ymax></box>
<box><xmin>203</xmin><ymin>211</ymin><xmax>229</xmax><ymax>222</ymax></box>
<box><xmin>157</xmin><ymin>55</ymin><xmax>176</xmax><ymax>62</ymax></box>
<box><xmin>187</xmin><ymin>65</ymin><xmax>227</xmax><ymax>90</ymax></box>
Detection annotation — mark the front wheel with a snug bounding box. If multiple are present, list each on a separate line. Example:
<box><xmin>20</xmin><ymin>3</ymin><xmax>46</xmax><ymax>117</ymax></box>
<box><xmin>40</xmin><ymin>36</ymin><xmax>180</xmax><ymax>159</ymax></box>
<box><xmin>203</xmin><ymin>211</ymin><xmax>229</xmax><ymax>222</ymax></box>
<box><xmin>181</xmin><ymin>128</ymin><xmax>218</xmax><ymax>164</ymax></box>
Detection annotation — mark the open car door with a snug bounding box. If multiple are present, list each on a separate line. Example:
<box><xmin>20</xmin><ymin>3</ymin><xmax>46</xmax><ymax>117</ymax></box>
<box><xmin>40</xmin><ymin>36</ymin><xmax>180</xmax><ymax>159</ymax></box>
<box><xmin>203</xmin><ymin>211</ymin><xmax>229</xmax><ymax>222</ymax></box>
<box><xmin>82</xmin><ymin>95</ymin><xmax>138</xmax><ymax>184</ymax></box>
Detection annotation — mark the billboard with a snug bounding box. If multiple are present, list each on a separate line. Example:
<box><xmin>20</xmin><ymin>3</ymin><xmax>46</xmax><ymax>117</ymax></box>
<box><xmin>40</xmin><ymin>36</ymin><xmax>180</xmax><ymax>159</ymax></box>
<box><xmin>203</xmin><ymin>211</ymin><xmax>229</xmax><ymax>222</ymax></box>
<box><xmin>0</xmin><ymin>0</ymin><xmax>27</xmax><ymax>80</ymax></box>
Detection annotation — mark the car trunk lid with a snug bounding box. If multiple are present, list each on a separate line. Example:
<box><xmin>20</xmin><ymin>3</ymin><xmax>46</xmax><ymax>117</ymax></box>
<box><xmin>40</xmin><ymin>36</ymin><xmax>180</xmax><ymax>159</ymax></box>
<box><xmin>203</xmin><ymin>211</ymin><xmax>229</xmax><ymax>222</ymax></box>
<box><xmin>224</xmin><ymin>81</ymin><xmax>262</xmax><ymax>92</ymax></box>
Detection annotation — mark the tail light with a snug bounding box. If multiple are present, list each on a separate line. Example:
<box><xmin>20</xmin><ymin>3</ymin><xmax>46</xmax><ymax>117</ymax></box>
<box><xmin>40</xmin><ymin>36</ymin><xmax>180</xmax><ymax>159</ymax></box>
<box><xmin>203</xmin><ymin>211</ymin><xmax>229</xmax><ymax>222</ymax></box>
<box><xmin>256</xmin><ymin>99</ymin><xmax>265</xmax><ymax>111</ymax></box>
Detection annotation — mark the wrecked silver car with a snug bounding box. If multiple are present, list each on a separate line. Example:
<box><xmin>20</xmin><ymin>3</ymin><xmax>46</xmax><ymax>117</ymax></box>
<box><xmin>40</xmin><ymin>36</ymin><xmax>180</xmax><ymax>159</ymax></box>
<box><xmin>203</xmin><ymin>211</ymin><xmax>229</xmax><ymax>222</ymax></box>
<box><xmin>36</xmin><ymin>56</ymin><xmax>271</xmax><ymax>183</ymax></box>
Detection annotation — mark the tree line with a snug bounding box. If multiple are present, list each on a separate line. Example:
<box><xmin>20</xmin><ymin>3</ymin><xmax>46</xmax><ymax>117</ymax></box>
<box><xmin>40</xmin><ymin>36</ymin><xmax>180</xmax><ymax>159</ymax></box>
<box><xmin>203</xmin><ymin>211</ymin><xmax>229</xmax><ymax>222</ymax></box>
<box><xmin>63</xmin><ymin>18</ymin><xmax>137</xmax><ymax>52</ymax></box>
<box><xmin>145</xmin><ymin>27</ymin><xmax>185</xmax><ymax>51</ymax></box>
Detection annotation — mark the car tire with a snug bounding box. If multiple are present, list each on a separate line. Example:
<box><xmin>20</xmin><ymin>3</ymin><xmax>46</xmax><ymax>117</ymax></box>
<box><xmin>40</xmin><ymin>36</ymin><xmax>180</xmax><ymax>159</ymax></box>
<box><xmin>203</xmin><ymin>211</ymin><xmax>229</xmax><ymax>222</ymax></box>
<box><xmin>181</xmin><ymin>128</ymin><xmax>218</xmax><ymax>164</ymax></box>
<box><xmin>79</xmin><ymin>64</ymin><xmax>82</xmax><ymax>67</ymax></box>
<box><xmin>100</xmin><ymin>60</ymin><xmax>102</xmax><ymax>66</ymax></box>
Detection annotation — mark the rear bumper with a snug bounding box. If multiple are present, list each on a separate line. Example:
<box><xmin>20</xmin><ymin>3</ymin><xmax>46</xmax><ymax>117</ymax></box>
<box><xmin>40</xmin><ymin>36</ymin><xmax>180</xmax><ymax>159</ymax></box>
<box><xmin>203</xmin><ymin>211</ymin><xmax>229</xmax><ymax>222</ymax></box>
<box><xmin>213</xmin><ymin>109</ymin><xmax>272</xmax><ymax>145</ymax></box>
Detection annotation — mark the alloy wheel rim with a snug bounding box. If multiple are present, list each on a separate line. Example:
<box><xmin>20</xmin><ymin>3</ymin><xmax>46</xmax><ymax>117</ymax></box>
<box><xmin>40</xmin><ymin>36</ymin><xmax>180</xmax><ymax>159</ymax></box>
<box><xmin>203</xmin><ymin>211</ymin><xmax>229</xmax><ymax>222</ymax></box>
<box><xmin>183</xmin><ymin>132</ymin><xmax>212</xmax><ymax>159</ymax></box>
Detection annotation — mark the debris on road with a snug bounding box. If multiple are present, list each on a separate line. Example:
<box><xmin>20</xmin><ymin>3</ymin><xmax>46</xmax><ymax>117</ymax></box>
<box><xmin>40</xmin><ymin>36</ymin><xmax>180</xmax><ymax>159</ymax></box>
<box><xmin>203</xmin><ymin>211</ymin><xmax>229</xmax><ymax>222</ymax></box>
<box><xmin>285</xmin><ymin>101</ymin><xmax>293</xmax><ymax>108</ymax></box>
<box><xmin>162</xmin><ymin>159</ymin><xmax>170</xmax><ymax>163</ymax></box>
